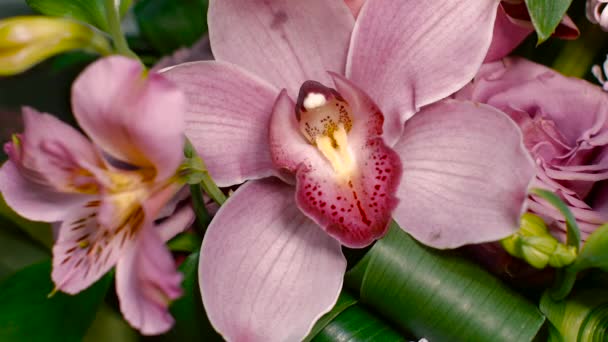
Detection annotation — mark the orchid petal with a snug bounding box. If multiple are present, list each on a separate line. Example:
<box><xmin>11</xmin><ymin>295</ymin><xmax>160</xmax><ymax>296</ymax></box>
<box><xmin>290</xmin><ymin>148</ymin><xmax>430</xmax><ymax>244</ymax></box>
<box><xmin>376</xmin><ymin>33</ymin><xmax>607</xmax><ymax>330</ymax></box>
<box><xmin>270</xmin><ymin>76</ymin><xmax>401</xmax><ymax>248</ymax></box>
<box><xmin>393</xmin><ymin>100</ymin><xmax>535</xmax><ymax>249</ymax></box>
<box><xmin>162</xmin><ymin>61</ymin><xmax>280</xmax><ymax>187</ymax></box>
<box><xmin>200</xmin><ymin>179</ymin><xmax>346</xmax><ymax>342</ymax></box>
<box><xmin>347</xmin><ymin>0</ymin><xmax>500</xmax><ymax>143</ymax></box>
<box><xmin>116</xmin><ymin>225</ymin><xmax>182</xmax><ymax>335</ymax></box>
<box><xmin>208</xmin><ymin>0</ymin><xmax>354</xmax><ymax>96</ymax></box>
<box><xmin>51</xmin><ymin>199</ymin><xmax>132</xmax><ymax>293</ymax></box>
<box><xmin>72</xmin><ymin>56</ymin><xmax>185</xmax><ymax>180</ymax></box>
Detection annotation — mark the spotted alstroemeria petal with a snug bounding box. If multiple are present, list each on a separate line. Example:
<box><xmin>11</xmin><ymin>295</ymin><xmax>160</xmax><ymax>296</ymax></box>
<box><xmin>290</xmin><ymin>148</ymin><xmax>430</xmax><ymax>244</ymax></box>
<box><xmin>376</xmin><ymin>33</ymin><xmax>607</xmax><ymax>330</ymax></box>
<box><xmin>269</xmin><ymin>76</ymin><xmax>401</xmax><ymax>248</ymax></box>
<box><xmin>51</xmin><ymin>199</ymin><xmax>140</xmax><ymax>293</ymax></box>
<box><xmin>116</xmin><ymin>225</ymin><xmax>182</xmax><ymax>335</ymax></box>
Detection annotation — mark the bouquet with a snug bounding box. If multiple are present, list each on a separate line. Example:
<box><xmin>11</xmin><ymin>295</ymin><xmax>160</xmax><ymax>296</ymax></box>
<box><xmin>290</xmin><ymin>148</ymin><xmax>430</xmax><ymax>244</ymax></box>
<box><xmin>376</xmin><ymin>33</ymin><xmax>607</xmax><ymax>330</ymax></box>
<box><xmin>0</xmin><ymin>0</ymin><xmax>607</xmax><ymax>341</ymax></box>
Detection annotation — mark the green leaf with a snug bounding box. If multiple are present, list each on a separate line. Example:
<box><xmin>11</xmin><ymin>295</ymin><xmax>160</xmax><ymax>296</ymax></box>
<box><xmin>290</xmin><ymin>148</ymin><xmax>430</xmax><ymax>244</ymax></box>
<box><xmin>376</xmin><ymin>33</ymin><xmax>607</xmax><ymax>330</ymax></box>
<box><xmin>346</xmin><ymin>222</ymin><xmax>545</xmax><ymax>341</ymax></box>
<box><xmin>154</xmin><ymin>252</ymin><xmax>221</xmax><ymax>341</ymax></box>
<box><xmin>304</xmin><ymin>292</ymin><xmax>358</xmax><ymax>342</ymax></box>
<box><xmin>0</xmin><ymin>219</ymin><xmax>49</xmax><ymax>282</ymax></box>
<box><xmin>313</xmin><ymin>303</ymin><xmax>405</xmax><ymax>342</ymax></box>
<box><xmin>525</xmin><ymin>0</ymin><xmax>573</xmax><ymax>43</ymax></box>
<box><xmin>540</xmin><ymin>288</ymin><xmax>608</xmax><ymax>341</ymax></box>
<box><xmin>134</xmin><ymin>0</ymin><xmax>209</xmax><ymax>54</ymax></box>
<box><xmin>25</xmin><ymin>0</ymin><xmax>132</xmax><ymax>32</ymax></box>
<box><xmin>530</xmin><ymin>188</ymin><xmax>581</xmax><ymax>250</ymax></box>
<box><xmin>167</xmin><ymin>232</ymin><xmax>202</xmax><ymax>253</ymax></box>
<box><xmin>572</xmin><ymin>224</ymin><xmax>608</xmax><ymax>272</ymax></box>
<box><xmin>0</xmin><ymin>193</ymin><xmax>53</xmax><ymax>249</ymax></box>
<box><xmin>0</xmin><ymin>260</ymin><xmax>111</xmax><ymax>342</ymax></box>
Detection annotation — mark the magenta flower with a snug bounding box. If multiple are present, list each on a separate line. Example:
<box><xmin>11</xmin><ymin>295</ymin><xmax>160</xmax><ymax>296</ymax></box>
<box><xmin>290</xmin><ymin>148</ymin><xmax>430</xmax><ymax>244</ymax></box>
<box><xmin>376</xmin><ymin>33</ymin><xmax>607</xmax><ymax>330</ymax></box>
<box><xmin>0</xmin><ymin>56</ymin><xmax>192</xmax><ymax>335</ymax></box>
<box><xmin>456</xmin><ymin>57</ymin><xmax>608</xmax><ymax>242</ymax></box>
<box><xmin>485</xmin><ymin>0</ymin><xmax>578</xmax><ymax>62</ymax></box>
<box><xmin>163</xmin><ymin>0</ymin><xmax>534</xmax><ymax>340</ymax></box>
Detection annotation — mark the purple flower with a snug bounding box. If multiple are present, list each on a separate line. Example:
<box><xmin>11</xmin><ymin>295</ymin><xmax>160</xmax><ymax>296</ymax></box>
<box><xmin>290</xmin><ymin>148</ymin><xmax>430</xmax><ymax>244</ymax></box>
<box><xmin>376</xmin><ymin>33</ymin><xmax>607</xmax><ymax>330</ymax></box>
<box><xmin>163</xmin><ymin>0</ymin><xmax>534</xmax><ymax>340</ymax></box>
<box><xmin>456</xmin><ymin>57</ymin><xmax>608</xmax><ymax>242</ymax></box>
<box><xmin>0</xmin><ymin>56</ymin><xmax>193</xmax><ymax>335</ymax></box>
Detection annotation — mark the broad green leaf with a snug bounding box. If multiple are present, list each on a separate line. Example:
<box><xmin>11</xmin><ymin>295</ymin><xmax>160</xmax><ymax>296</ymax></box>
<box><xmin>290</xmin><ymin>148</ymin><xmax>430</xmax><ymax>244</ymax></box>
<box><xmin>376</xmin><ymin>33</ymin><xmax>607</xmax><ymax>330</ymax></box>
<box><xmin>0</xmin><ymin>219</ymin><xmax>49</xmax><ymax>282</ymax></box>
<box><xmin>541</xmin><ymin>288</ymin><xmax>608</xmax><ymax>341</ymax></box>
<box><xmin>313</xmin><ymin>303</ymin><xmax>405</xmax><ymax>342</ymax></box>
<box><xmin>134</xmin><ymin>0</ymin><xmax>209</xmax><ymax>54</ymax></box>
<box><xmin>168</xmin><ymin>232</ymin><xmax>202</xmax><ymax>253</ymax></box>
<box><xmin>0</xmin><ymin>260</ymin><xmax>111</xmax><ymax>342</ymax></box>
<box><xmin>152</xmin><ymin>252</ymin><xmax>221</xmax><ymax>341</ymax></box>
<box><xmin>25</xmin><ymin>0</ymin><xmax>132</xmax><ymax>32</ymax></box>
<box><xmin>572</xmin><ymin>224</ymin><xmax>608</xmax><ymax>272</ymax></box>
<box><xmin>0</xmin><ymin>194</ymin><xmax>52</xmax><ymax>248</ymax></box>
<box><xmin>530</xmin><ymin>188</ymin><xmax>581</xmax><ymax>250</ymax></box>
<box><xmin>304</xmin><ymin>292</ymin><xmax>358</xmax><ymax>342</ymax></box>
<box><xmin>525</xmin><ymin>0</ymin><xmax>574</xmax><ymax>43</ymax></box>
<box><xmin>346</xmin><ymin>222</ymin><xmax>545</xmax><ymax>341</ymax></box>
<box><xmin>83</xmin><ymin>303</ymin><xmax>138</xmax><ymax>342</ymax></box>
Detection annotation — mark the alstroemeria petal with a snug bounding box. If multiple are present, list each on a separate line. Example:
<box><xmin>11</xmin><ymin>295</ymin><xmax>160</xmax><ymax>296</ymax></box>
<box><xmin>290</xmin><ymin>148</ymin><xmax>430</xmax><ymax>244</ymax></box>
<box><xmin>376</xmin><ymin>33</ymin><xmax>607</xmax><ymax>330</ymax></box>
<box><xmin>393</xmin><ymin>100</ymin><xmax>535</xmax><ymax>249</ymax></box>
<box><xmin>163</xmin><ymin>61</ymin><xmax>280</xmax><ymax>187</ymax></box>
<box><xmin>72</xmin><ymin>56</ymin><xmax>185</xmax><ymax>180</ymax></box>
<box><xmin>116</xmin><ymin>225</ymin><xmax>182</xmax><ymax>335</ymax></box>
<box><xmin>200</xmin><ymin>179</ymin><xmax>346</xmax><ymax>342</ymax></box>
<box><xmin>0</xmin><ymin>161</ymin><xmax>87</xmax><ymax>222</ymax></box>
<box><xmin>208</xmin><ymin>0</ymin><xmax>354</xmax><ymax>96</ymax></box>
<box><xmin>52</xmin><ymin>200</ymin><xmax>132</xmax><ymax>293</ymax></box>
<box><xmin>345</xmin><ymin>0</ymin><xmax>365</xmax><ymax>17</ymax></box>
<box><xmin>270</xmin><ymin>76</ymin><xmax>402</xmax><ymax>248</ymax></box>
<box><xmin>347</xmin><ymin>0</ymin><xmax>500</xmax><ymax>143</ymax></box>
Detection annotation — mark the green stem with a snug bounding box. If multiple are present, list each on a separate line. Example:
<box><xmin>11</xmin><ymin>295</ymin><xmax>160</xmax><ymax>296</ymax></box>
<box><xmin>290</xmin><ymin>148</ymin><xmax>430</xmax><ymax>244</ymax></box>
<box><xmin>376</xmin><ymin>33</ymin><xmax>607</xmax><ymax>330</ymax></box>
<box><xmin>103</xmin><ymin>0</ymin><xmax>137</xmax><ymax>58</ymax></box>
<box><xmin>552</xmin><ymin>20</ymin><xmax>608</xmax><ymax>78</ymax></box>
<box><xmin>189</xmin><ymin>183</ymin><xmax>211</xmax><ymax>237</ymax></box>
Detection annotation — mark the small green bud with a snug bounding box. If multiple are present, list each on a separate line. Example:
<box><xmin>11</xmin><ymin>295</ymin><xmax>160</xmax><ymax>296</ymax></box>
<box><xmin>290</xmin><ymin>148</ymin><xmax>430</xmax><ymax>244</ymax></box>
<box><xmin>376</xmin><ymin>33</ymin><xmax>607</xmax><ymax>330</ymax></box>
<box><xmin>0</xmin><ymin>16</ymin><xmax>111</xmax><ymax>76</ymax></box>
<box><xmin>549</xmin><ymin>244</ymin><xmax>577</xmax><ymax>268</ymax></box>
<box><xmin>520</xmin><ymin>212</ymin><xmax>549</xmax><ymax>237</ymax></box>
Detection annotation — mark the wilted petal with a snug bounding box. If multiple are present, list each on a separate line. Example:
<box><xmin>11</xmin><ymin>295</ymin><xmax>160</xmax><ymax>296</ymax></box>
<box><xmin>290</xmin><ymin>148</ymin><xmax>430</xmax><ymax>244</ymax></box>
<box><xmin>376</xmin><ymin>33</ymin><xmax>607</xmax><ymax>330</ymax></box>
<box><xmin>208</xmin><ymin>0</ymin><xmax>354</xmax><ymax>96</ymax></box>
<box><xmin>270</xmin><ymin>76</ymin><xmax>401</xmax><ymax>247</ymax></box>
<box><xmin>72</xmin><ymin>56</ymin><xmax>186</xmax><ymax>180</ymax></box>
<box><xmin>393</xmin><ymin>100</ymin><xmax>535</xmax><ymax>248</ymax></box>
<box><xmin>348</xmin><ymin>0</ymin><xmax>500</xmax><ymax>143</ymax></box>
<box><xmin>116</xmin><ymin>225</ymin><xmax>182</xmax><ymax>335</ymax></box>
<box><xmin>52</xmin><ymin>200</ymin><xmax>131</xmax><ymax>293</ymax></box>
<box><xmin>200</xmin><ymin>179</ymin><xmax>346</xmax><ymax>342</ymax></box>
<box><xmin>163</xmin><ymin>61</ymin><xmax>280</xmax><ymax>187</ymax></box>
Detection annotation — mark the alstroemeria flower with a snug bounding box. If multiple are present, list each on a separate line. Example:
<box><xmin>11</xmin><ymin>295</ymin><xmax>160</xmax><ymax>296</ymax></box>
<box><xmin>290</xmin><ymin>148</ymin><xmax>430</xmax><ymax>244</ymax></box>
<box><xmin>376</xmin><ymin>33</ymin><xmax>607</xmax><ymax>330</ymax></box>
<box><xmin>0</xmin><ymin>56</ymin><xmax>193</xmax><ymax>335</ymax></box>
<box><xmin>163</xmin><ymin>0</ymin><xmax>534</xmax><ymax>340</ymax></box>
<box><xmin>456</xmin><ymin>57</ymin><xmax>608</xmax><ymax>242</ymax></box>
<box><xmin>485</xmin><ymin>0</ymin><xmax>579</xmax><ymax>62</ymax></box>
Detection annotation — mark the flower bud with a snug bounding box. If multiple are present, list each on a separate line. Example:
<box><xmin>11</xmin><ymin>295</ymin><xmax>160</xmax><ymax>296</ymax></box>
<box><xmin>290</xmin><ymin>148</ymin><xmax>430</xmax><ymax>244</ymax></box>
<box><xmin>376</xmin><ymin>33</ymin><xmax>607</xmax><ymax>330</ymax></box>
<box><xmin>0</xmin><ymin>16</ymin><xmax>111</xmax><ymax>76</ymax></box>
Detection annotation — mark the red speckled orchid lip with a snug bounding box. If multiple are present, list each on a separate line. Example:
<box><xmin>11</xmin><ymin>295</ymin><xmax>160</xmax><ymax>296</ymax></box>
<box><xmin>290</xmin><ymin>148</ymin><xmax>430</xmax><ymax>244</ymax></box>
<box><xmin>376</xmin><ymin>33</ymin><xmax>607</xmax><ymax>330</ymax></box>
<box><xmin>269</xmin><ymin>73</ymin><xmax>402</xmax><ymax>248</ymax></box>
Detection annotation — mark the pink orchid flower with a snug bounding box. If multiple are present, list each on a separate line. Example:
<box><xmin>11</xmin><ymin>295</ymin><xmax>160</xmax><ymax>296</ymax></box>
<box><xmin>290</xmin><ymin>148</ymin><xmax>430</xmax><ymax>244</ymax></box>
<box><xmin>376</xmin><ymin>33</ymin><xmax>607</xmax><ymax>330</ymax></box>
<box><xmin>163</xmin><ymin>0</ymin><xmax>535</xmax><ymax>340</ymax></box>
<box><xmin>0</xmin><ymin>56</ymin><xmax>194</xmax><ymax>335</ymax></box>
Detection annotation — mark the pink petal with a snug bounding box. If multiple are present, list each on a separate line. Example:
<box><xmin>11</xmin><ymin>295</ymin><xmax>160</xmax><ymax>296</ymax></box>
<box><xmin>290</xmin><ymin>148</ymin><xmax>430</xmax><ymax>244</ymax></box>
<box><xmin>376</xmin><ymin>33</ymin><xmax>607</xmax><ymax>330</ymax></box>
<box><xmin>200</xmin><ymin>179</ymin><xmax>346</xmax><ymax>342</ymax></box>
<box><xmin>162</xmin><ymin>61</ymin><xmax>280</xmax><ymax>187</ymax></box>
<box><xmin>269</xmin><ymin>75</ymin><xmax>401</xmax><ymax>248</ymax></box>
<box><xmin>71</xmin><ymin>56</ymin><xmax>186</xmax><ymax>180</ymax></box>
<box><xmin>156</xmin><ymin>204</ymin><xmax>195</xmax><ymax>242</ymax></box>
<box><xmin>116</xmin><ymin>225</ymin><xmax>182</xmax><ymax>335</ymax></box>
<box><xmin>484</xmin><ymin>4</ymin><xmax>532</xmax><ymax>62</ymax></box>
<box><xmin>344</xmin><ymin>0</ymin><xmax>365</xmax><ymax>17</ymax></box>
<box><xmin>51</xmin><ymin>199</ymin><xmax>131</xmax><ymax>294</ymax></box>
<box><xmin>0</xmin><ymin>161</ymin><xmax>88</xmax><ymax>222</ymax></box>
<box><xmin>347</xmin><ymin>0</ymin><xmax>500</xmax><ymax>143</ymax></box>
<box><xmin>392</xmin><ymin>100</ymin><xmax>535</xmax><ymax>248</ymax></box>
<box><xmin>208</xmin><ymin>0</ymin><xmax>354</xmax><ymax>96</ymax></box>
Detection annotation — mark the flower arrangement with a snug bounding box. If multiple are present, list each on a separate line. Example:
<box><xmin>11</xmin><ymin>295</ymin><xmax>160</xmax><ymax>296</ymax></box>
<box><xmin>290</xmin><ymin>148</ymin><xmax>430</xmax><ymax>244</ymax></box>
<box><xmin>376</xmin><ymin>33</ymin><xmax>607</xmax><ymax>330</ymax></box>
<box><xmin>0</xmin><ymin>0</ymin><xmax>607</xmax><ymax>341</ymax></box>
